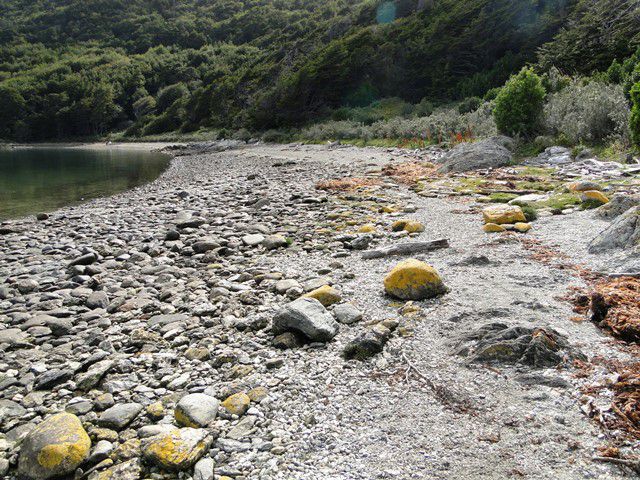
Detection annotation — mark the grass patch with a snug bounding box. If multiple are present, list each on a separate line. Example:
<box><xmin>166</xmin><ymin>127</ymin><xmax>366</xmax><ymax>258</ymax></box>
<box><xmin>532</xmin><ymin>193</ymin><xmax>581</xmax><ymax>211</ymax></box>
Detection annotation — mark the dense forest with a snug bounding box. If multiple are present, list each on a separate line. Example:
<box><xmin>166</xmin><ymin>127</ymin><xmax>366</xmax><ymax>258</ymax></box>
<box><xmin>0</xmin><ymin>0</ymin><xmax>639</xmax><ymax>141</ymax></box>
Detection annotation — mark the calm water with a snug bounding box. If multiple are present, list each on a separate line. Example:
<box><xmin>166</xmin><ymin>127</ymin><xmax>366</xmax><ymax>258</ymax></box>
<box><xmin>0</xmin><ymin>147</ymin><xmax>170</xmax><ymax>220</ymax></box>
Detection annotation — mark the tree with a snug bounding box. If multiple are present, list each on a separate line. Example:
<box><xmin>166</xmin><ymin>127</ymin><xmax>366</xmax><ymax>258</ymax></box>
<box><xmin>493</xmin><ymin>67</ymin><xmax>546</xmax><ymax>137</ymax></box>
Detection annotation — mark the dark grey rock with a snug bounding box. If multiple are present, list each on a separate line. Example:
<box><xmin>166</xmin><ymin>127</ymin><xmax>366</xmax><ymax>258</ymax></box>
<box><xmin>98</xmin><ymin>402</ymin><xmax>143</xmax><ymax>430</ymax></box>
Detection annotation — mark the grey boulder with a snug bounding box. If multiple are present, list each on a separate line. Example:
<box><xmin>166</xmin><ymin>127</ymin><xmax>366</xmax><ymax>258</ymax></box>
<box><xmin>589</xmin><ymin>206</ymin><xmax>640</xmax><ymax>253</ymax></box>
<box><xmin>273</xmin><ymin>297</ymin><xmax>339</xmax><ymax>342</ymax></box>
<box><xmin>438</xmin><ymin>136</ymin><xmax>513</xmax><ymax>173</ymax></box>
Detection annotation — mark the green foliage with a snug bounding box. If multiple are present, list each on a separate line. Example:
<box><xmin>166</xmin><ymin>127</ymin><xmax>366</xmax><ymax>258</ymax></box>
<box><xmin>458</xmin><ymin>97</ymin><xmax>482</xmax><ymax>114</ymax></box>
<box><xmin>538</xmin><ymin>0</ymin><xmax>640</xmax><ymax>74</ymax></box>
<box><xmin>521</xmin><ymin>205</ymin><xmax>538</xmax><ymax>222</ymax></box>
<box><xmin>631</xmin><ymin>82</ymin><xmax>640</xmax><ymax>146</ymax></box>
<box><xmin>494</xmin><ymin>68</ymin><xmax>546</xmax><ymax>137</ymax></box>
<box><xmin>0</xmin><ymin>0</ymin><xmax>638</xmax><ymax>140</ymax></box>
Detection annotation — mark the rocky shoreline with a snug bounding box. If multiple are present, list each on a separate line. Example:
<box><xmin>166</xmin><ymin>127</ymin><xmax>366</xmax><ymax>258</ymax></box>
<box><xmin>0</xmin><ymin>143</ymin><xmax>637</xmax><ymax>479</ymax></box>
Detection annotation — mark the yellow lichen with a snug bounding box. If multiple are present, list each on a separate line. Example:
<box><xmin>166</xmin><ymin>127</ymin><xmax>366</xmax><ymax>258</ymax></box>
<box><xmin>303</xmin><ymin>285</ymin><xmax>341</xmax><ymax>307</ymax></box>
<box><xmin>482</xmin><ymin>205</ymin><xmax>526</xmax><ymax>225</ymax></box>
<box><xmin>221</xmin><ymin>393</ymin><xmax>251</xmax><ymax>416</ymax></box>
<box><xmin>384</xmin><ymin>259</ymin><xmax>446</xmax><ymax>300</ymax></box>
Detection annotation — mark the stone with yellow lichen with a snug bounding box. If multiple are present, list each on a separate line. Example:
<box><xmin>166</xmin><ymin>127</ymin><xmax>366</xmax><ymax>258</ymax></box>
<box><xmin>221</xmin><ymin>392</ymin><xmax>251</xmax><ymax>416</ymax></box>
<box><xmin>18</xmin><ymin>412</ymin><xmax>91</xmax><ymax>480</ymax></box>
<box><xmin>146</xmin><ymin>402</ymin><xmax>164</xmax><ymax>420</ymax></box>
<box><xmin>357</xmin><ymin>224</ymin><xmax>376</xmax><ymax>233</ymax></box>
<box><xmin>383</xmin><ymin>259</ymin><xmax>447</xmax><ymax>300</ymax></box>
<box><xmin>567</xmin><ymin>181</ymin><xmax>602</xmax><ymax>192</ymax></box>
<box><xmin>482</xmin><ymin>205</ymin><xmax>526</xmax><ymax>225</ymax></box>
<box><xmin>174</xmin><ymin>393</ymin><xmax>219</xmax><ymax>428</ymax></box>
<box><xmin>391</xmin><ymin>220</ymin><xmax>425</xmax><ymax>233</ymax></box>
<box><xmin>303</xmin><ymin>285</ymin><xmax>342</xmax><ymax>307</ymax></box>
<box><xmin>142</xmin><ymin>428</ymin><xmax>212</xmax><ymax>471</ymax></box>
<box><xmin>88</xmin><ymin>458</ymin><xmax>141</xmax><ymax>480</ymax></box>
<box><xmin>581</xmin><ymin>190</ymin><xmax>609</xmax><ymax>205</ymax></box>
<box><xmin>483</xmin><ymin>223</ymin><xmax>506</xmax><ymax>233</ymax></box>
<box><xmin>247</xmin><ymin>386</ymin><xmax>269</xmax><ymax>403</ymax></box>
<box><xmin>514</xmin><ymin>222</ymin><xmax>532</xmax><ymax>233</ymax></box>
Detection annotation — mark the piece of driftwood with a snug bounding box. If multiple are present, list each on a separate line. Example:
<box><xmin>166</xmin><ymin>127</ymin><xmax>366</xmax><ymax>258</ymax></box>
<box><xmin>361</xmin><ymin>239</ymin><xmax>449</xmax><ymax>259</ymax></box>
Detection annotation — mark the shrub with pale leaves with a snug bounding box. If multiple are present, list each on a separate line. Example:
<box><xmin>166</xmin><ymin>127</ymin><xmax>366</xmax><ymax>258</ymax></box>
<box><xmin>544</xmin><ymin>81</ymin><xmax>630</xmax><ymax>144</ymax></box>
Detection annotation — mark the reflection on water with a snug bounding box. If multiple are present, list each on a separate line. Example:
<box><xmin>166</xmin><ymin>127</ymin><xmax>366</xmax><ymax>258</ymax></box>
<box><xmin>0</xmin><ymin>147</ymin><xmax>170</xmax><ymax>219</ymax></box>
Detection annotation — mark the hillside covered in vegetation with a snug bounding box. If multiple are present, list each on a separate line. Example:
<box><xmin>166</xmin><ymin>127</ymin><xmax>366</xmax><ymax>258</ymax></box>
<box><xmin>0</xmin><ymin>0</ymin><xmax>639</xmax><ymax>141</ymax></box>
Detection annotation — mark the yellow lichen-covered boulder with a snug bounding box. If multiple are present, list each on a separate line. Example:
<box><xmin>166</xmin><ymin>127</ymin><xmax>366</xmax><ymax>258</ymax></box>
<box><xmin>483</xmin><ymin>223</ymin><xmax>506</xmax><ymax>233</ymax></box>
<box><xmin>18</xmin><ymin>413</ymin><xmax>91</xmax><ymax>480</ymax></box>
<box><xmin>514</xmin><ymin>222</ymin><xmax>532</xmax><ymax>233</ymax></box>
<box><xmin>482</xmin><ymin>205</ymin><xmax>526</xmax><ymax>225</ymax></box>
<box><xmin>221</xmin><ymin>392</ymin><xmax>251</xmax><ymax>416</ymax></box>
<box><xmin>581</xmin><ymin>190</ymin><xmax>609</xmax><ymax>205</ymax></box>
<box><xmin>303</xmin><ymin>285</ymin><xmax>341</xmax><ymax>307</ymax></box>
<box><xmin>391</xmin><ymin>220</ymin><xmax>425</xmax><ymax>233</ymax></box>
<box><xmin>142</xmin><ymin>428</ymin><xmax>212</xmax><ymax>471</ymax></box>
<box><xmin>383</xmin><ymin>259</ymin><xmax>447</xmax><ymax>300</ymax></box>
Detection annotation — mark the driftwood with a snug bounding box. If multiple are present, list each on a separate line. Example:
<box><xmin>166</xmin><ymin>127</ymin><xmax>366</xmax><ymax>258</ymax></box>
<box><xmin>361</xmin><ymin>239</ymin><xmax>449</xmax><ymax>259</ymax></box>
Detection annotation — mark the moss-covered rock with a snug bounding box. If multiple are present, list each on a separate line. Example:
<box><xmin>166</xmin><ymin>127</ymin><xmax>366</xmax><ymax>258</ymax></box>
<box><xmin>482</xmin><ymin>205</ymin><xmax>526</xmax><ymax>224</ymax></box>
<box><xmin>18</xmin><ymin>413</ymin><xmax>91</xmax><ymax>480</ymax></box>
<box><xmin>383</xmin><ymin>259</ymin><xmax>447</xmax><ymax>300</ymax></box>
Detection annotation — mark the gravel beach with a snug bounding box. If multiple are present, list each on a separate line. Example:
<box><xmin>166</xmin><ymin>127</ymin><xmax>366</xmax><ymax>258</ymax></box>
<box><xmin>0</xmin><ymin>143</ymin><xmax>636</xmax><ymax>480</ymax></box>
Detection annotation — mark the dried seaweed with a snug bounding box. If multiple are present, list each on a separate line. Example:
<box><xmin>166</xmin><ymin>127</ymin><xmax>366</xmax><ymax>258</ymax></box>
<box><xmin>381</xmin><ymin>161</ymin><xmax>438</xmax><ymax>185</ymax></box>
<box><xmin>590</xmin><ymin>277</ymin><xmax>640</xmax><ymax>343</ymax></box>
<box><xmin>315</xmin><ymin>177</ymin><xmax>381</xmax><ymax>192</ymax></box>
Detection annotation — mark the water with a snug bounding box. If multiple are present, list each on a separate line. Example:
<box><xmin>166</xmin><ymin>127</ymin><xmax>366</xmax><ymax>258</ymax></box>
<box><xmin>0</xmin><ymin>147</ymin><xmax>170</xmax><ymax>220</ymax></box>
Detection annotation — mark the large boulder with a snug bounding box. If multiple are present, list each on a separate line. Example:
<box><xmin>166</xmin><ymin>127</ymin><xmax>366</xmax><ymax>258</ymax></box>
<box><xmin>272</xmin><ymin>297</ymin><xmax>339</xmax><ymax>342</ymax></box>
<box><xmin>596</xmin><ymin>194</ymin><xmax>640</xmax><ymax>219</ymax></box>
<box><xmin>383</xmin><ymin>259</ymin><xmax>447</xmax><ymax>300</ymax></box>
<box><xmin>437</xmin><ymin>136</ymin><xmax>513</xmax><ymax>173</ymax></box>
<box><xmin>589</xmin><ymin>206</ymin><xmax>640</xmax><ymax>254</ymax></box>
<box><xmin>18</xmin><ymin>413</ymin><xmax>91</xmax><ymax>480</ymax></box>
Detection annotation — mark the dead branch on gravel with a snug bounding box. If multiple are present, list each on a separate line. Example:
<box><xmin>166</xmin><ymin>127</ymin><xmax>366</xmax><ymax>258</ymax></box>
<box><xmin>361</xmin><ymin>239</ymin><xmax>449</xmax><ymax>259</ymax></box>
<box><xmin>401</xmin><ymin>352</ymin><xmax>475</xmax><ymax>415</ymax></box>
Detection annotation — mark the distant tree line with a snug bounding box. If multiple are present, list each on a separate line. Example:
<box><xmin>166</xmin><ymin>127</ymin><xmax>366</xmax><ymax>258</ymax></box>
<box><xmin>0</xmin><ymin>0</ymin><xmax>638</xmax><ymax>141</ymax></box>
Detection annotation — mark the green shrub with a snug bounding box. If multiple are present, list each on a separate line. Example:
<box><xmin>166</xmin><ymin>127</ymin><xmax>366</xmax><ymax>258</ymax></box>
<box><xmin>483</xmin><ymin>87</ymin><xmax>501</xmax><ymax>101</ymax></box>
<box><xmin>458</xmin><ymin>96</ymin><xmax>482</xmax><ymax>114</ymax></box>
<box><xmin>493</xmin><ymin>68</ymin><xmax>546</xmax><ymax>137</ymax></box>
<box><xmin>631</xmin><ymin>82</ymin><xmax>640</xmax><ymax>147</ymax></box>
<box><xmin>544</xmin><ymin>80</ymin><xmax>629</xmax><ymax>144</ymax></box>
